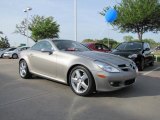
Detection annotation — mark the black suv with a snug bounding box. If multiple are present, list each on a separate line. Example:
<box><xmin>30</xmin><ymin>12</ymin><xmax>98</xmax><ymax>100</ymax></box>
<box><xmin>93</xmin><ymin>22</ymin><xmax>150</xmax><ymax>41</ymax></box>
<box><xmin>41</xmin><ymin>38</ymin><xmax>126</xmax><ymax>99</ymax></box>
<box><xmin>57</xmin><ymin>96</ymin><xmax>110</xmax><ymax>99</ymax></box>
<box><xmin>112</xmin><ymin>42</ymin><xmax>154</xmax><ymax>71</ymax></box>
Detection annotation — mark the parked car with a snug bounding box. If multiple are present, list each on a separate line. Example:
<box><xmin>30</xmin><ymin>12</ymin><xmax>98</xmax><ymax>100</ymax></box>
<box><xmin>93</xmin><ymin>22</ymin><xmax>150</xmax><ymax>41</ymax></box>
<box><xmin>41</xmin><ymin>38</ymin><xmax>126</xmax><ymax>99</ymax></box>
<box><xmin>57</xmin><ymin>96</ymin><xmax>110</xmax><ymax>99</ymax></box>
<box><xmin>112</xmin><ymin>42</ymin><xmax>154</xmax><ymax>71</ymax></box>
<box><xmin>0</xmin><ymin>48</ymin><xmax>16</xmax><ymax>58</ymax></box>
<box><xmin>3</xmin><ymin>46</ymin><xmax>29</xmax><ymax>59</ymax></box>
<box><xmin>0</xmin><ymin>48</ymin><xmax>7</xmax><ymax>51</ymax></box>
<box><xmin>19</xmin><ymin>39</ymin><xmax>137</xmax><ymax>96</ymax></box>
<box><xmin>83</xmin><ymin>43</ymin><xmax>111</xmax><ymax>52</ymax></box>
<box><xmin>155</xmin><ymin>46</ymin><xmax>160</xmax><ymax>51</ymax></box>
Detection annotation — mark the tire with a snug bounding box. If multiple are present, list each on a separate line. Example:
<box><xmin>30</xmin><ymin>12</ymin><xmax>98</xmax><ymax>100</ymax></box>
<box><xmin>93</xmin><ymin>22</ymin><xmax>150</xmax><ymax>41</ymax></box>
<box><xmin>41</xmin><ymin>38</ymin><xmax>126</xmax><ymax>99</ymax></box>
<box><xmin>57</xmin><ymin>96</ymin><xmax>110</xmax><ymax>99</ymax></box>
<box><xmin>138</xmin><ymin>58</ymin><xmax>145</xmax><ymax>71</ymax></box>
<box><xmin>12</xmin><ymin>54</ymin><xmax>18</xmax><ymax>59</ymax></box>
<box><xmin>149</xmin><ymin>61</ymin><xmax>154</xmax><ymax>66</ymax></box>
<box><xmin>19</xmin><ymin>60</ymin><xmax>32</xmax><ymax>79</ymax></box>
<box><xmin>69</xmin><ymin>66</ymin><xmax>95</xmax><ymax>96</ymax></box>
<box><xmin>1</xmin><ymin>54</ymin><xmax>4</xmax><ymax>58</ymax></box>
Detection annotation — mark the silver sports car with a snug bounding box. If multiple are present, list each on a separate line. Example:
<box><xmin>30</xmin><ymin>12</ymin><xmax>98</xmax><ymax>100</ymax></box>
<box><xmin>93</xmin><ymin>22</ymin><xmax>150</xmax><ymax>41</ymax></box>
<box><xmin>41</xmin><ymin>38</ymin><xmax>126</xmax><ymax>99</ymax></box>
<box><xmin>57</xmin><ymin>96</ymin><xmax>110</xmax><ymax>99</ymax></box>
<box><xmin>19</xmin><ymin>39</ymin><xmax>138</xmax><ymax>96</ymax></box>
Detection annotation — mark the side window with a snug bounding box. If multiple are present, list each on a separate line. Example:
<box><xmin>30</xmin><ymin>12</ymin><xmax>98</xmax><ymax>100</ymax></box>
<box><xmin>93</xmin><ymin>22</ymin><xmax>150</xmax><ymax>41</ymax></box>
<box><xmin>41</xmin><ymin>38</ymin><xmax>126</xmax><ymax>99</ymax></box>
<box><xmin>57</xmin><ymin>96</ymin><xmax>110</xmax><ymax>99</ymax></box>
<box><xmin>31</xmin><ymin>41</ymin><xmax>52</xmax><ymax>51</ymax></box>
<box><xmin>95</xmin><ymin>44</ymin><xmax>102</xmax><ymax>50</ymax></box>
<box><xmin>43</xmin><ymin>41</ymin><xmax>52</xmax><ymax>51</ymax></box>
<box><xmin>102</xmin><ymin>45</ymin><xmax>109</xmax><ymax>50</ymax></box>
<box><xmin>31</xmin><ymin>41</ymin><xmax>44</xmax><ymax>51</ymax></box>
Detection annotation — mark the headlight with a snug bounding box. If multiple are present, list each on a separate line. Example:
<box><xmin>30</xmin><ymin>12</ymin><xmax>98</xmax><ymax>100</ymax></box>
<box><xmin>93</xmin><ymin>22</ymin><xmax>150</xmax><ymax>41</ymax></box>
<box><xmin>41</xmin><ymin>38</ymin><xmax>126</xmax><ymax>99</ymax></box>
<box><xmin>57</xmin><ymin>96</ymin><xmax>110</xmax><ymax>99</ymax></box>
<box><xmin>128</xmin><ymin>54</ymin><xmax>137</xmax><ymax>58</ymax></box>
<box><xmin>95</xmin><ymin>61</ymin><xmax>120</xmax><ymax>73</ymax></box>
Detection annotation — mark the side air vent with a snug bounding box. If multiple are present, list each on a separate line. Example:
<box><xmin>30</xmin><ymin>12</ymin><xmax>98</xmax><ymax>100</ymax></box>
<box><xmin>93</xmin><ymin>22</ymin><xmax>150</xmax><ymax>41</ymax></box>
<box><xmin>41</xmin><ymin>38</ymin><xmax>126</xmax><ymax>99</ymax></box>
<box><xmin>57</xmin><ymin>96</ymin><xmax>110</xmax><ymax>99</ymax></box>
<box><xmin>118</xmin><ymin>64</ymin><xmax>129</xmax><ymax>72</ymax></box>
<box><xmin>118</xmin><ymin>64</ymin><xmax>126</xmax><ymax>67</ymax></box>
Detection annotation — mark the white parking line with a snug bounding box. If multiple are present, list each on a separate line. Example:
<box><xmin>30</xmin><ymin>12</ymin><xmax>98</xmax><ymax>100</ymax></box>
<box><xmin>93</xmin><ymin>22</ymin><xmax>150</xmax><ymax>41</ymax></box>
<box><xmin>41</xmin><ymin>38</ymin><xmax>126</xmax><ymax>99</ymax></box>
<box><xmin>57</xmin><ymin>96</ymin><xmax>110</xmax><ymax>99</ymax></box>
<box><xmin>143</xmin><ymin>67</ymin><xmax>160</xmax><ymax>75</ymax></box>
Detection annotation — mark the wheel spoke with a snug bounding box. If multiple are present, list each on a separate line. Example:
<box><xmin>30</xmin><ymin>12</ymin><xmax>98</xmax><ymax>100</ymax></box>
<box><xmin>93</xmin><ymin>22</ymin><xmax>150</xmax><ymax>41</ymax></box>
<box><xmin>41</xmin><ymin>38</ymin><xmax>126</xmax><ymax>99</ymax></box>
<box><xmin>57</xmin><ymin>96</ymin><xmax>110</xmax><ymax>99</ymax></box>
<box><xmin>71</xmin><ymin>78</ymin><xmax>78</xmax><ymax>83</ymax></box>
<box><xmin>20</xmin><ymin>67</ymin><xmax>23</xmax><ymax>70</ymax></box>
<box><xmin>22</xmin><ymin>63</ymin><xmax>26</xmax><ymax>69</ymax></box>
<box><xmin>75</xmin><ymin>70</ymin><xmax>81</xmax><ymax>78</ymax></box>
<box><xmin>81</xmin><ymin>74</ymin><xmax>88</xmax><ymax>81</ymax></box>
<box><xmin>81</xmin><ymin>82</ymin><xmax>88</xmax><ymax>90</ymax></box>
<box><xmin>22</xmin><ymin>70</ymin><xmax>26</xmax><ymax>75</ymax></box>
<box><xmin>76</xmin><ymin>82</ymin><xmax>81</xmax><ymax>93</ymax></box>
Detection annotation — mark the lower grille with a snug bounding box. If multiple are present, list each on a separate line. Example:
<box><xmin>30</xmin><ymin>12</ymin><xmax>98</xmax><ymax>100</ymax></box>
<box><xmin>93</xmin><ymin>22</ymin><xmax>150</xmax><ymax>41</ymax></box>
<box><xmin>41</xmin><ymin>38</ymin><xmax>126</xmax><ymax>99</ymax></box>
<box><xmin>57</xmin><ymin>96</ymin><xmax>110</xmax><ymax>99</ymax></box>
<box><xmin>125</xmin><ymin>79</ymin><xmax>135</xmax><ymax>85</ymax></box>
<box><xmin>109</xmin><ymin>81</ymin><xmax>121</xmax><ymax>87</ymax></box>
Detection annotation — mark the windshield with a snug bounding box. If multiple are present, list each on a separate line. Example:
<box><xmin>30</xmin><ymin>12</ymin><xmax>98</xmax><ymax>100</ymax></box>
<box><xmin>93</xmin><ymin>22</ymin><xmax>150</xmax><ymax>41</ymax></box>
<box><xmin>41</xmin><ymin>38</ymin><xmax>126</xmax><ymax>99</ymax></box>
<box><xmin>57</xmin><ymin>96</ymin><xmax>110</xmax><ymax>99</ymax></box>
<box><xmin>53</xmin><ymin>40</ymin><xmax>90</xmax><ymax>52</ymax></box>
<box><xmin>8</xmin><ymin>48</ymin><xmax>16</xmax><ymax>51</ymax></box>
<box><xmin>116</xmin><ymin>42</ymin><xmax>142</xmax><ymax>50</ymax></box>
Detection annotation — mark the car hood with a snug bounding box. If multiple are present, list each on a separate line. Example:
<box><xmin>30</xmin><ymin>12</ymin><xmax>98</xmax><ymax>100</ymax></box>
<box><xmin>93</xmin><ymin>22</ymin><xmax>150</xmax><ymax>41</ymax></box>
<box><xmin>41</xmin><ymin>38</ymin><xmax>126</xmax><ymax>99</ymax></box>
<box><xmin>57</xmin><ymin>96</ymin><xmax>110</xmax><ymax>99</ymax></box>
<box><xmin>111</xmin><ymin>49</ymin><xmax>141</xmax><ymax>58</ymax></box>
<box><xmin>69</xmin><ymin>51</ymin><xmax>132</xmax><ymax>66</ymax></box>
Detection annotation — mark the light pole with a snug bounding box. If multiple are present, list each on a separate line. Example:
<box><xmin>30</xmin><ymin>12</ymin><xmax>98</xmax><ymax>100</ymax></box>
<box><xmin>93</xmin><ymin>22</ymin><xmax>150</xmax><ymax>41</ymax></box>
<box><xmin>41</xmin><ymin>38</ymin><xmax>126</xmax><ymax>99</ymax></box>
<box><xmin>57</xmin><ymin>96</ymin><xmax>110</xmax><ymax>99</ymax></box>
<box><xmin>74</xmin><ymin>0</ymin><xmax>77</xmax><ymax>41</ymax></box>
<box><xmin>23</xmin><ymin>7</ymin><xmax>32</xmax><ymax>47</ymax></box>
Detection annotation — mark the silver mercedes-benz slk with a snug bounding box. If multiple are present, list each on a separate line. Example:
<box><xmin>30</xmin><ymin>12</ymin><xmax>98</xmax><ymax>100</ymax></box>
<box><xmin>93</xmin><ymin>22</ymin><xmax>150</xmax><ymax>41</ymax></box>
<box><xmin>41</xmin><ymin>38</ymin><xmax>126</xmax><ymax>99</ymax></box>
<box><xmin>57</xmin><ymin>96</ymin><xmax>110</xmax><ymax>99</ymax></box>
<box><xmin>19</xmin><ymin>39</ymin><xmax>138</xmax><ymax>96</ymax></box>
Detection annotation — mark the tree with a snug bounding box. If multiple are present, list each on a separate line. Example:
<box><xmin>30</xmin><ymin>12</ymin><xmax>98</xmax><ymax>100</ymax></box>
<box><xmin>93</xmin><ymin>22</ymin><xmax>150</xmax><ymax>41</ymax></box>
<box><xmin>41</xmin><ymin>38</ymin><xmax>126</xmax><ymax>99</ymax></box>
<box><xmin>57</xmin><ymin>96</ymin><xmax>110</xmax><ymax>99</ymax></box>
<box><xmin>101</xmin><ymin>0</ymin><xmax>160</xmax><ymax>41</ymax></box>
<box><xmin>82</xmin><ymin>38</ymin><xmax>119</xmax><ymax>48</ymax></box>
<box><xmin>123</xmin><ymin>35</ymin><xmax>134</xmax><ymax>42</ymax></box>
<box><xmin>15</xmin><ymin>15</ymin><xmax>60</xmax><ymax>42</ymax></box>
<box><xmin>97</xmin><ymin>38</ymin><xmax>119</xmax><ymax>48</ymax></box>
<box><xmin>15</xmin><ymin>19</ymin><xmax>32</xmax><ymax>40</ymax></box>
<box><xmin>0</xmin><ymin>32</ymin><xmax>10</xmax><ymax>48</ymax></box>
<box><xmin>29</xmin><ymin>15</ymin><xmax>60</xmax><ymax>41</ymax></box>
<box><xmin>82</xmin><ymin>39</ymin><xmax>94</xmax><ymax>43</ymax></box>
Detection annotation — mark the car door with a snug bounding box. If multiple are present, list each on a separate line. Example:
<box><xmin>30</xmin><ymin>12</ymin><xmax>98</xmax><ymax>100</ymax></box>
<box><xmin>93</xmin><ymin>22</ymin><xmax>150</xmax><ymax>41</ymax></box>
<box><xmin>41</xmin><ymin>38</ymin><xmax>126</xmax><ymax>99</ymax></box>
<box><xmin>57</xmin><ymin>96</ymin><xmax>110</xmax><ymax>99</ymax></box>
<box><xmin>29</xmin><ymin>41</ymin><xmax>57</xmax><ymax>78</ymax></box>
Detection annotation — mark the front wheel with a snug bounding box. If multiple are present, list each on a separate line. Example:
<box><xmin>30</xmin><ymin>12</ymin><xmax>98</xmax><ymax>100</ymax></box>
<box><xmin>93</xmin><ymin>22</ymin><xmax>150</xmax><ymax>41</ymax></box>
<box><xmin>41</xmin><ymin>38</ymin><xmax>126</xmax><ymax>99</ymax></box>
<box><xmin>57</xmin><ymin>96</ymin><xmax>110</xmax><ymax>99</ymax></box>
<box><xmin>69</xmin><ymin>66</ymin><xmax>95</xmax><ymax>96</ymax></box>
<box><xmin>149</xmin><ymin>61</ymin><xmax>154</xmax><ymax>66</ymax></box>
<box><xmin>19</xmin><ymin>60</ymin><xmax>32</xmax><ymax>79</ymax></box>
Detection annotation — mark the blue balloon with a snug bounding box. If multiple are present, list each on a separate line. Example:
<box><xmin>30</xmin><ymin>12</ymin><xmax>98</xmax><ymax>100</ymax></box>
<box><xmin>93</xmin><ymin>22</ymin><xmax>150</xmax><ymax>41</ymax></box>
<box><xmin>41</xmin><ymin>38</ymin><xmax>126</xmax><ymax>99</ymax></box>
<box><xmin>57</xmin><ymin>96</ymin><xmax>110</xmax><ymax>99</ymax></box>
<box><xmin>105</xmin><ymin>9</ymin><xmax>118</xmax><ymax>23</ymax></box>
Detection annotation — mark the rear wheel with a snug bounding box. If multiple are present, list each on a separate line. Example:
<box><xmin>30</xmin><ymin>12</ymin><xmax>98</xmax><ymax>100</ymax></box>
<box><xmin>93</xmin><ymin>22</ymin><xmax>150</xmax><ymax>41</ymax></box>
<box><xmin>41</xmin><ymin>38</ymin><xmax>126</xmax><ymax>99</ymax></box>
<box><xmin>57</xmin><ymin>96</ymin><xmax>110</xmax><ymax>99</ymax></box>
<box><xmin>19</xmin><ymin>60</ymin><xmax>32</xmax><ymax>79</ymax></box>
<box><xmin>69</xmin><ymin>66</ymin><xmax>95</xmax><ymax>96</ymax></box>
<box><xmin>12</xmin><ymin>54</ymin><xmax>18</xmax><ymax>59</ymax></box>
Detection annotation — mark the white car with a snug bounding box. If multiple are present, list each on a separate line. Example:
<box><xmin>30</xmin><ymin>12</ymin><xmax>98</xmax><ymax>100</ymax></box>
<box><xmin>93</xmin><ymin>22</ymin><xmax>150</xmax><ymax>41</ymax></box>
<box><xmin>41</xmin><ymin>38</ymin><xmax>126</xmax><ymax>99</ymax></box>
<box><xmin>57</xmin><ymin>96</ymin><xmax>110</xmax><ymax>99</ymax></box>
<box><xmin>0</xmin><ymin>48</ymin><xmax>16</xmax><ymax>58</ymax></box>
<box><xmin>3</xmin><ymin>46</ymin><xmax>29</xmax><ymax>59</ymax></box>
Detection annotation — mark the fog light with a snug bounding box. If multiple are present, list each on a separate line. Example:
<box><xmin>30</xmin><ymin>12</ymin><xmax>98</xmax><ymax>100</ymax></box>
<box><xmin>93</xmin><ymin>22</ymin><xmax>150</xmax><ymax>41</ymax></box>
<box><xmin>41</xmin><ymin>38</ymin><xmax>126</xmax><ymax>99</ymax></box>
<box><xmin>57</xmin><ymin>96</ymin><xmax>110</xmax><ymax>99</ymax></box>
<box><xmin>110</xmin><ymin>82</ymin><xmax>114</xmax><ymax>85</ymax></box>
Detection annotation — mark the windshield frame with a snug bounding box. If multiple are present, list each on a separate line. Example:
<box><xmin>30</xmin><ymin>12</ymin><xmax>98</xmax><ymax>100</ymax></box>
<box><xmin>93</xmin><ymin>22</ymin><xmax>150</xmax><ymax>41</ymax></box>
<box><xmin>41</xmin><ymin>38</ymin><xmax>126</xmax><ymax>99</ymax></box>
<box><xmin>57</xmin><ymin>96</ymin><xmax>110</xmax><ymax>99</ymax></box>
<box><xmin>116</xmin><ymin>42</ymin><xmax>143</xmax><ymax>51</ymax></box>
<box><xmin>52</xmin><ymin>40</ymin><xmax>91</xmax><ymax>52</ymax></box>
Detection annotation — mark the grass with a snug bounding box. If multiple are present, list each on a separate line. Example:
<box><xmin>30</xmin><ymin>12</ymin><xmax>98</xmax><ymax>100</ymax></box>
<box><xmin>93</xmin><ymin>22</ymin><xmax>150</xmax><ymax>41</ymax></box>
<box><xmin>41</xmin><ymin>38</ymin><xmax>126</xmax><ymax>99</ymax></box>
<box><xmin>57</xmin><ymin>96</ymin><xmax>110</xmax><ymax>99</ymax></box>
<box><xmin>154</xmin><ymin>51</ymin><xmax>160</xmax><ymax>62</ymax></box>
<box><xmin>154</xmin><ymin>51</ymin><xmax>160</xmax><ymax>55</ymax></box>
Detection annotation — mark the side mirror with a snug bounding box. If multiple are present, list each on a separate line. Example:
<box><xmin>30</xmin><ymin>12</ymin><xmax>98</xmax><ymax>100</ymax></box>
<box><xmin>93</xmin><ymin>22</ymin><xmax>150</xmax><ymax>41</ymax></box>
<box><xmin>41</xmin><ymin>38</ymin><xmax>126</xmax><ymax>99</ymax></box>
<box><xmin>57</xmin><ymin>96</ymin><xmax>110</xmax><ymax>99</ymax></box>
<box><xmin>41</xmin><ymin>48</ymin><xmax>53</xmax><ymax>55</ymax></box>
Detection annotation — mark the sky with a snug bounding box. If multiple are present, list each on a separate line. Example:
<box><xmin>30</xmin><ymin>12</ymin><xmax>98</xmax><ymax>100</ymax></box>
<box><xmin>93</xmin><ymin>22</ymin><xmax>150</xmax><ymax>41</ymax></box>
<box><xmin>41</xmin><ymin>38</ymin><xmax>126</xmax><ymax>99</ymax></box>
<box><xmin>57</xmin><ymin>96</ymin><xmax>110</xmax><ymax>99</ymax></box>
<box><xmin>0</xmin><ymin>0</ymin><xmax>160</xmax><ymax>47</ymax></box>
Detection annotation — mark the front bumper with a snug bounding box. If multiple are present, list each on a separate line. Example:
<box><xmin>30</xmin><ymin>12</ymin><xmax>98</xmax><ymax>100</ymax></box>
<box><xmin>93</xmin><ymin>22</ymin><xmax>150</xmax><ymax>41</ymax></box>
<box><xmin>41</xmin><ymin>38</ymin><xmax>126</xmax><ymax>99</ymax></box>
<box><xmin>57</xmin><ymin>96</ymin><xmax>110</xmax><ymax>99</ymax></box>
<box><xmin>3</xmin><ymin>53</ymin><xmax>12</xmax><ymax>58</ymax></box>
<box><xmin>91</xmin><ymin>69</ymin><xmax>137</xmax><ymax>92</ymax></box>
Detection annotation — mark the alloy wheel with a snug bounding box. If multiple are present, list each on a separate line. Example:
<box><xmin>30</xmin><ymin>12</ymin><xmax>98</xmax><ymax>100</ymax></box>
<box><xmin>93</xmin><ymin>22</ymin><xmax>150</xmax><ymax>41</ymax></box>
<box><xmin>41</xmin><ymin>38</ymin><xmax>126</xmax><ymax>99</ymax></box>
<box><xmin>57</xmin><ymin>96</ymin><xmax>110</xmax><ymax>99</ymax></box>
<box><xmin>20</xmin><ymin>61</ymin><xmax>27</xmax><ymax>77</ymax></box>
<box><xmin>71</xmin><ymin>69</ymin><xmax>89</xmax><ymax>94</ymax></box>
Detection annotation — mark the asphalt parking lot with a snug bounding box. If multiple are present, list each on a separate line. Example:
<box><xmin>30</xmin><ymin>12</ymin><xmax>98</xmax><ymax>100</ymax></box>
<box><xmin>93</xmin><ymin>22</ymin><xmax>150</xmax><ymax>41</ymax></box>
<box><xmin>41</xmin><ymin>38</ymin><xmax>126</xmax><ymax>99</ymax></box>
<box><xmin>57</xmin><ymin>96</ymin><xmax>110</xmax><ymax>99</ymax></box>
<box><xmin>0</xmin><ymin>59</ymin><xmax>160</xmax><ymax>120</ymax></box>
